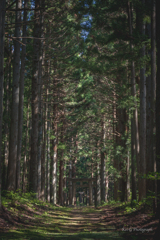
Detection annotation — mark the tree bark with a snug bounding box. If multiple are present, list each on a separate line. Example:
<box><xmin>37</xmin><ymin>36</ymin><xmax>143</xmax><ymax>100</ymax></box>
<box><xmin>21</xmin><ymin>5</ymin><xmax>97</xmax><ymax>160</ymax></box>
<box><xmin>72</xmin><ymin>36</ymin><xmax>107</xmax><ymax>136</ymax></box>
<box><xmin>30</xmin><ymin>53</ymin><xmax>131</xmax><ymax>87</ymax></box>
<box><xmin>30</xmin><ymin>0</ymin><xmax>41</xmax><ymax>195</ymax></box>
<box><xmin>139</xmin><ymin>0</ymin><xmax>147</xmax><ymax>201</ymax></box>
<box><xmin>100</xmin><ymin>115</ymin><xmax>106</xmax><ymax>203</ymax></box>
<box><xmin>128</xmin><ymin>1</ymin><xmax>138</xmax><ymax>201</ymax></box>
<box><xmin>37</xmin><ymin>54</ymin><xmax>43</xmax><ymax>199</ymax></box>
<box><xmin>59</xmin><ymin>113</ymin><xmax>66</xmax><ymax>206</ymax></box>
<box><xmin>16</xmin><ymin>0</ymin><xmax>28</xmax><ymax>190</ymax></box>
<box><xmin>41</xmin><ymin>101</ymin><xmax>46</xmax><ymax>201</ymax></box>
<box><xmin>45</xmin><ymin>88</ymin><xmax>49</xmax><ymax>201</ymax></box>
<box><xmin>96</xmin><ymin>162</ymin><xmax>100</xmax><ymax>206</ymax></box>
<box><xmin>119</xmin><ymin>108</ymin><xmax>127</xmax><ymax>202</ymax></box>
<box><xmin>72</xmin><ymin>135</ymin><xmax>78</xmax><ymax>205</ymax></box>
<box><xmin>47</xmin><ymin>115</ymin><xmax>50</xmax><ymax>202</ymax></box>
<box><xmin>156</xmin><ymin>0</ymin><xmax>160</xmax><ymax>223</ymax></box>
<box><xmin>52</xmin><ymin>106</ymin><xmax>58</xmax><ymax>204</ymax></box>
<box><xmin>69</xmin><ymin>157</ymin><xmax>72</xmax><ymax>205</ymax></box>
<box><xmin>146</xmin><ymin>17</ymin><xmax>153</xmax><ymax>196</ymax></box>
<box><xmin>0</xmin><ymin>0</ymin><xmax>6</xmax><ymax>208</ymax></box>
<box><xmin>22</xmin><ymin>102</ymin><xmax>30</xmax><ymax>193</ymax></box>
<box><xmin>151</xmin><ymin>0</ymin><xmax>156</xmax><ymax>212</ymax></box>
<box><xmin>113</xmin><ymin>94</ymin><xmax>118</xmax><ymax>201</ymax></box>
<box><xmin>7</xmin><ymin>0</ymin><xmax>21</xmax><ymax>191</ymax></box>
<box><xmin>2</xmin><ymin>29</ymin><xmax>11</xmax><ymax>191</ymax></box>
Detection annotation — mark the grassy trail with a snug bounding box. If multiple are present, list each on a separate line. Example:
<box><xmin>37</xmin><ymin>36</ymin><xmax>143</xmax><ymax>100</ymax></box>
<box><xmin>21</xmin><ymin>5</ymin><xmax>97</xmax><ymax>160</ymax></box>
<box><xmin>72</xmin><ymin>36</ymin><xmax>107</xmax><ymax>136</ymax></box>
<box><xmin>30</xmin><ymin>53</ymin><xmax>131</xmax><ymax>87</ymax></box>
<box><xmin>0</xmin><ymin>203</ymin><xmax>124</xmax><ymax>239</ymax></box>
<box><xmin>0</xmin><ymin>193</ymin><xmax>158</xmax><ymax>240</ymax></box>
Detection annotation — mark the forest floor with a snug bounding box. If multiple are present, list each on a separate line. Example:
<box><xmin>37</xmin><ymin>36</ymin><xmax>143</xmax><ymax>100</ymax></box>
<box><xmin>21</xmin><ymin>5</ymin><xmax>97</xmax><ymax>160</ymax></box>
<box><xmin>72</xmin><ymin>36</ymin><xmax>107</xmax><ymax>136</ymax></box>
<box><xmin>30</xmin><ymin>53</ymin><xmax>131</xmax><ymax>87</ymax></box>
<box><xmin>0</xmin><ymin>193</ymin><xmax>159</xmax><ymax>240</ymax></box>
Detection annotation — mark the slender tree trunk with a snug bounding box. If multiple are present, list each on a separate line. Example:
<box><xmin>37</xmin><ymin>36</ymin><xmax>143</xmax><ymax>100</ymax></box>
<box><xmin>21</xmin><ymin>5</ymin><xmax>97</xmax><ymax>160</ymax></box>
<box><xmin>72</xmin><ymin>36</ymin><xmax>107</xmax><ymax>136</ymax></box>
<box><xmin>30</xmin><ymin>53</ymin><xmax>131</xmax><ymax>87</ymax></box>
<box><xmin>128</xmin><ymin>1</ymin><xmax>138</xmax><ymax>201</ymax></box>
<box><xmin>139</xmin><ymin>0</ymin><xmax>147</xmax><ymax>201</ymax></box>
<box><xmin>0</xmin><ymin>0</ymin><xmax>6</xmax><ymax>208</ymax></box>
<box><xmin>59</xmin><ymin>156</ymin><xmax>64</xmax><ymax>206</ymax></box>
<box><xmin>69</xmin><ymin>157</ymin><xmax>72</xmax><ymax>205</ymax></box>
<box><xmin>96</xmin><ymin>161</ymin><xmax>100</xmax><ymax>206</ymax></box>
<box><xmin>101</xmin><ymin>115</ymin><xmax>106</xmax><ymax>203</ymax></box>
<box><xmin>16</xmin><ymin>0</ymin><xmax>28</xmax><ymax>190</ymax></box>
<box><xmin>41</xmin><ymin>57</ymin><xmax>46</xmax><ymax>201</ymax></box>
<box><xmin>45</xmin><ymin>87</ymin><xmax>49</xmax><ymax>201</ymax></box>
<box><xmin>146</xmin><ymin>18</ymin><xmax>153</xmax><ymax>196</ymax></box>
<box><xmin>2</xmin><ymin>38</ymin><xmax>11</xmax><ymax>190</ymax></box>
<box><xmin>72</xmin><ymin>135</ymin><xmax>77</xmax><ymax>205</ymax></box>
<box><xmin>7</xmin><ymin>0</ymin><xmax>21</xmax><ymax>191</ymax></box>
<box><xmin>30</xmin><ymin>0</ymin><xmax>41</xmax><ymax>194</ymax></box>
<box><xmin>118</xmin><ymin>108</ymin><xmax>127</xmax><ymax>202</ymax></box>
<box><xmin>53</xmin><ymin>121</ymin><xmax>58</xmax><ymax>204</ymax></box>
<box><xmin>37</xmin><ymin>53</ymin><xmax>42</xmax><ymax>199</ymax></box>
<box><xmin>113</xmin><ymin>94</ymin><xmax>118</xmax><ymax>201</ymax></box>
<box><xmin>105</xmin><ymin>169</ymin><xmax>109</xmax><ymax>202</ymax></box>
<box><xmin>154</xmin><ymin>1</ymin><xmax>160</xmax><ymax>237</ymax></box>
<box><xmin>156</xmin><ymin>0</ymin><xmax>160</xmax><ymax>224</ymax></box>
<box><xmin>47</xmin><ymin>116</ymin><xmax>50</xmax><ymax>202</ymax></box>
<box><xmin>22</xmin><ymin>102</ymin><xmax>30</xmax><ymax>193</ymax></box>
<box><xmin>126</xmin><ymin>150</ymin><xmax>130</xmax><ymax>201</ymax></box>
<box><xmin>50</xmin><ymin>113</ymin><xmax>58</xmax><ymax>205</ymax></box>
<box><xmin>131</xmin><ymin>118</ymin><xmax>137</xmax><ymax>200</ymax></box>
<box><xmin>63</xmin><ymin>162</ymin><xmax>67</xmax><ymax>206</ymax></box>
<box><xmin>41</xmin><ymin>102</ymin><xmax>46</xmax><ymax>201</ymax></box>
<box><xmin>59</xmin><ymin>117</ymin><xmax>65</xmax><ymax>206</ymax></box>
<box><xmin>151</xmin><ymin>0</ymin><xmax>156</xmax><ymax>213</ymax></box>
<box><xmin>50</xmin><ymin>134</ymin><xmax>54</xmax><ymax>202</ymax></box>
<box><xmin>50</xmin><ymin>78</ymin><xmax>58</xmax><ymax>204</ymax></box>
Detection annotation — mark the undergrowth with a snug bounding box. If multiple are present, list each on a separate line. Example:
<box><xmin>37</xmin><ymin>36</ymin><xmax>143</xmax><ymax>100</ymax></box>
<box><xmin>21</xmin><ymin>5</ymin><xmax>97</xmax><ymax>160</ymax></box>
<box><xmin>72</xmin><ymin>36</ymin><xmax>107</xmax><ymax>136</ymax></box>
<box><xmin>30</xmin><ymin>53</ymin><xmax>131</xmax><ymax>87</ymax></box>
<box><xmin>0</xmin><ymin>191</ymin><xmax>156</xmax><ymax>240</ymax></box>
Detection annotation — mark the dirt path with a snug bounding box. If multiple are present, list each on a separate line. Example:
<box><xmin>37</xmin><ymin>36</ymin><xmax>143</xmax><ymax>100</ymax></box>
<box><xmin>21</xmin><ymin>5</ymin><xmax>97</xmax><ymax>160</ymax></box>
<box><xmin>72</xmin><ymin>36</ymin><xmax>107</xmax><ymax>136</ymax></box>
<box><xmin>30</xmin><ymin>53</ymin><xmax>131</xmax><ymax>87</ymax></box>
<box><xmin>0</xmin><ymin>204</ymin><xmax>124</xmax><ymax>240</ymax></box>
<box><xmin>0</xmin><ymin>203</ymin><xmax>158</xmax><ymax>240</ymax></box>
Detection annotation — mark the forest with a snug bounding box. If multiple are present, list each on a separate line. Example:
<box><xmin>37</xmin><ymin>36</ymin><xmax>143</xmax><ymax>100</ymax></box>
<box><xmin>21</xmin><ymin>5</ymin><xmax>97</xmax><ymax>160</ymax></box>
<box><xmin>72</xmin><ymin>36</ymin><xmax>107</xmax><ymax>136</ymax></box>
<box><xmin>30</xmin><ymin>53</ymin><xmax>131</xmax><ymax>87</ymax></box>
<box><xmin>0</xmin><ymin>0</ymin><xmax>160</xmax><ymax>239</ymax></box>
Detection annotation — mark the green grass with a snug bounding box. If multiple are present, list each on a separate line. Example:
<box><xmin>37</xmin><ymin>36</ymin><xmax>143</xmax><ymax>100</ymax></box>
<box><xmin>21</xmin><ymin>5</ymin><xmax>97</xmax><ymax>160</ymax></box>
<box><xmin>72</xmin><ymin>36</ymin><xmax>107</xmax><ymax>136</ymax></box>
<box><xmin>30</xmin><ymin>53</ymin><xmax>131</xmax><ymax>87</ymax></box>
<box><xmin>0</xmin><ymin>231</ymin><xmax>125</xmax><ymax>240</ymax></box>
<box><xmin>0</xmin><ymin>191</ymin><xmax>126</xmax><ymax>240</ymax></box>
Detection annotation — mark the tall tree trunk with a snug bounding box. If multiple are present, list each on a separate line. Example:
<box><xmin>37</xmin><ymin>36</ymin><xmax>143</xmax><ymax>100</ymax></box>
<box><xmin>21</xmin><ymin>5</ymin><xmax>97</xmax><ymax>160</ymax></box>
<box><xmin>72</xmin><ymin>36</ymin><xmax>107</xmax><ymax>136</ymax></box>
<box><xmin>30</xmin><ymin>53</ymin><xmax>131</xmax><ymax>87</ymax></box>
<box><xmin>115</xmin><ymin>106</ymin><xmax>122</xmax><ymax>201</ymax></box>
<box><xmin>146</xmin><ymin>17</ymin><xmax>153</xmax><ymax>196</ymax></box>
<box><xmin>16</xmin><ymin>0</ymin><xmax>28</xmax><ymax>190</ymax></box>
<box><xmin>45</xmin><ymin>88</ymin><xmax>49</xmax><ymax>201</ymax></box>
<box><xmin>53</xmin><ymin>121</ymin><xmax>58</xmax><ymax>204</ymax></box>
<box><xmin>30</xmin><ymin>0</ymin><xmax>41</xmax><ymax>194</ymax></box>
<box><xmin>119</xmin><ymin>108</ymin><xmax>127</xmax><ymax>202</ymax></box>
<box><xmin>63</xmin><ymin>162</ymin><xmax>67</xmax><ymax>206</ymax></box>
<box><xmin>22</xmin><ymin>102</ymin><xmax>30</xmax><ymax>193</ymax></box>
<box><xmin>50</xmin><ymin>87</ymin><xmax>58</xmax><ymax>204</ymax></box>
<box><xmin>2</xmin><ymin>35</ymin><xmax>11</xmax><ymax>190</ymax></box>
<box><xmin>154</xmin><ymin>1</ymin><xmax>160</xmax><ymax>238</ymax></box>
<box><xmin>128</xmin><ymin>1</ymin><xmax>138</xmax><ymax>200</ymax></box>
<box><xmin>41</xmin><ymin>102</ymin><xmax>46</xmax><ymax>201</ymax></box>
<box><xmin>151</xmin><ymin>0</ymin><xmax>156</xmax><ymax>213</ymax></box>
<box><xmin>139</xmin><ymin>0</ymin><xmax>147</xmax><ymax>201</ymax></box>
<box><xmin>131</xmin><ymin>118</ymin><xmax>137</xmax><ymax>200</ymax></box>
<box><xmin>69</xmin><ymin>156</ymin><xmax>72</xmax><ymax>205</ymax></box>
<box><xmin>126</xmin><ymin>150</ymin><xmax>130</xmax><ymax>201</ymax></box>
<box><xmin>37</xmin><ymin>53</ymin><xmax>42</xmax><ymax>199</ymax></box>
<box><xmin>101</xmin><ymin>115</ymin><xmax>106</xmax><ymax>203</ymax></box>
<box><xmin>0</xmin><ymin>0</ymin><xmax>6</xmax><ymax>208</ymax></box>
<box><xmin>50</xmin><ymin>118</ymin><xmax>58</xmax><ymax>204</ymax></box>
<box><xmin>59</xmin><ymin>110</ymin><xmax>66</xmax><ymax>206</ymax></box>
<box><xmin>7</xmin><ymin>0</ymin><xmax>21</xmax><ymax>191</ymax></box>
<box><xmin>46</xmin><ymin>102</ymin><xmax>50</xmax><ymax>202</ymax></box>
<box><xmin>156</xmin><ymin>0</ymin><xmax>160</xmax><ymax>225</ymax></box>
<box><xmin>72</xmin><ymin>135</ymin><xmax>77</xmax><ymax>205</ymax></box>
<box><xmin>40</xmin><ymin>56</ymin><xmax>45</xmax><ymax>201</ymax></box>
<box><xmin>96</xmin><ymin>161</ymin><xmax>100</xmax><ymax>206</ymax></box>
<box><xmin>59</xmin><ymin>123</ymin><xmax>64</xmax><ymax>206</ymax></box>
<box><xmin>50</xmin><ymin>77</ymin><xmax>58</xmax><ymax>204</ymax></box>
<box><xmin>113</xmin><ymin>93</ymin><xmax>118</xmax><ymax>201</ymax></box>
